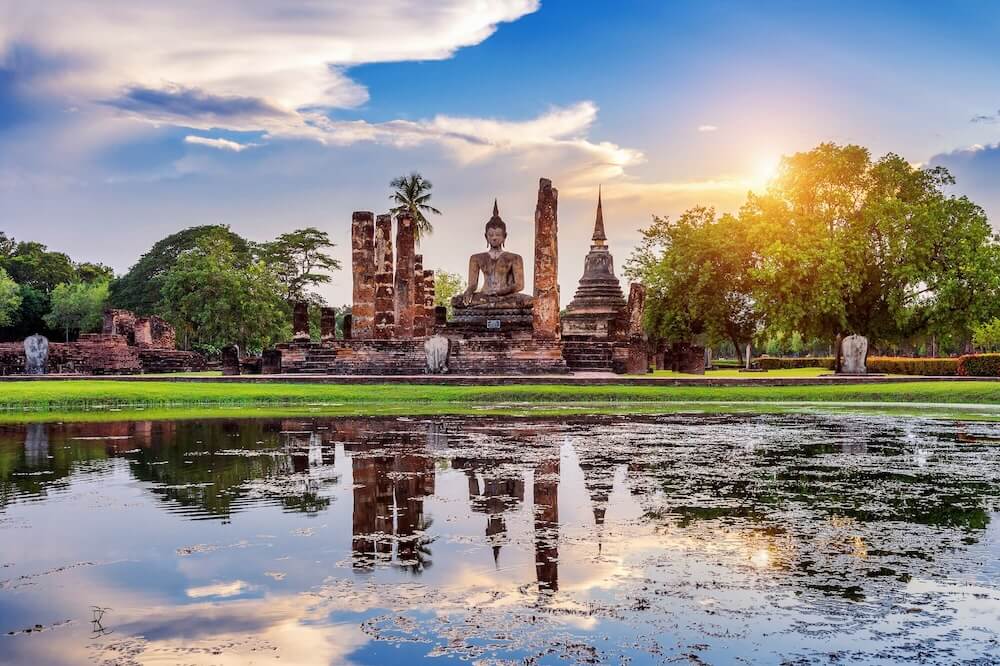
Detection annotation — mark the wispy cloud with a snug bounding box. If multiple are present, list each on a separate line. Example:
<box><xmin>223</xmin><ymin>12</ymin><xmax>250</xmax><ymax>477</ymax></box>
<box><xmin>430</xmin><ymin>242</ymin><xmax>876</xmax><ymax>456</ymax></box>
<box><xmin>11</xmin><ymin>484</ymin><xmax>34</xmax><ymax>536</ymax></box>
<box><xmin>970</xmin><ymin>110</ymin><xmax>999</xmax><ymax>124</ymax></box>
<box><xmin>184</xmin><ymin>135</ymin><xmax>258</xmax><ymax>152</ymax></box>
<box><xmin>697</xmin><ymin>124</ymin><xmax>719</xmax><ymax>132</ymax></box>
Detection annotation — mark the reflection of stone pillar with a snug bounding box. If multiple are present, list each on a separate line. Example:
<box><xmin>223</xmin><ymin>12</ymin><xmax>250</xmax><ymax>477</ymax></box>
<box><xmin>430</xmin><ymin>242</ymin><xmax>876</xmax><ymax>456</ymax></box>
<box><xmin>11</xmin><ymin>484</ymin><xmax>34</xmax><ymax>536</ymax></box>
<box><xmin>351</xmin><ymin>211</ymin><xmax>376</xmax><ymax>339</ymax></box>
<box><xmin>413</xmin><ymin>254</ymin><xmax>426</xmax><ymax>337</ymax></box>
<box><xmin>292</xmin><ymin>301</ymin><xmax>310</xmax><ymax>341</ymax></box>
<box><xmin>533</xmin><ymin>178</ymin><xmax>560</xmax><ymax>340</ymax></box>
<box><xmin>423</xmin><ymin>270</ymin><xmax>436</xmax><ymax>331</ymax></box>
<box><xmin>394</xmin><ymin>214</ymin><xmax>416</xmax><ymax>337</ymax></box>
<box><xmin>374</xmin><ymin>215</ymin><xmax>396</xmax><ymax>339</ymax></box>
<box><xmin>320</xmin><ymin>307</ymin><xmax>337</xmax><ymax>341</ymax></box>
<box><xmin>534</xmin><ymin>456</ymin><xmax>560</xmax><ymax>592</ymax></box>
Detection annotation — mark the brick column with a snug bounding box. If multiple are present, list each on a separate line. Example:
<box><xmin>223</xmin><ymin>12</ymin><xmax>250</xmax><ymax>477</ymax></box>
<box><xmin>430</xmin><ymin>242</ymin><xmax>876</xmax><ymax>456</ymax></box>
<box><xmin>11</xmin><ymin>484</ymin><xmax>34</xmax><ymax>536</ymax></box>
<box><xmin>394</xmin><ymin>214</ymin><xmax>416</xmax><ymax>337</ymax></box>
<box><xmin>412</xmin><ymin>254</ymin><xmax>426</xmax><ymax>336</ymax></box>
<box><xmin>292</xmin><ymin>301</ymin><xmax>310</xmax><ymax>341</ymax></box>
<box><xmin>532</xmin><ymin>178</ymin><xmax>560</xmax><ymax>339</ymax></box>
<box><xmin>423</xmin><ymin>269</ymin><xmax>436</xmax><ymax>331</ymax></box>
<box><xmin>373</xmin><ymin>214</ymin><xmax>396</xmax><ymax>339</ymax></box>
<box><xmin>320</xmin><ymin>307</ymin><xmax>337</xmax><ymax>341</ymax></box>
<box><xmin>351</xmin><ymin>211</ymin><xmax>376</xmax><ymax>339</ymax></box>
<box><xmin>625</xmin><ymin>283</ymin><xmax>646</xmax><ymax>338</ymax></box>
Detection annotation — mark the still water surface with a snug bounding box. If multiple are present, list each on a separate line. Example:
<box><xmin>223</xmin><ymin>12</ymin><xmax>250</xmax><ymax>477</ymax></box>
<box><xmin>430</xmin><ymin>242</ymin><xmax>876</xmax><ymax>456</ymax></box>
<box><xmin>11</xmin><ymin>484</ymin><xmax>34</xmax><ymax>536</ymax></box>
<box><xmin>1</xmin><ymin>414</ymin><xmax>999</xmax><ymax>664</ymax></box>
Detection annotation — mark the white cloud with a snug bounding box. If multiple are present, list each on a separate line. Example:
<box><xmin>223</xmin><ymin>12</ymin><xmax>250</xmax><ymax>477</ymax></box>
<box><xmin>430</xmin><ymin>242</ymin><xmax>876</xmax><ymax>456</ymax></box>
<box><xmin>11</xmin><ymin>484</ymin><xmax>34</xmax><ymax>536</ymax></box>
<box><xmin>697</xmin><ymin>124</ymin><xmax>719</xmax><ymax>132</ymax></box>
<box><xmin>184</xmin><ymin>135</ymin><xmax>258</xmax><ymax>152</ymax></box>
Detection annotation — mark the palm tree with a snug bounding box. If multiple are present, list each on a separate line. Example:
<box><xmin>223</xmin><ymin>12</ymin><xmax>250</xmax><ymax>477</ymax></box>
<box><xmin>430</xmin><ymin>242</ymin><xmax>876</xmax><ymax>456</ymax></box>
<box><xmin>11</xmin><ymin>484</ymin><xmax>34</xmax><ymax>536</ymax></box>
<box><xmin>389</xmin><ymin>172</ymin><xmax>442</xmax><ymax>242</ymax></box>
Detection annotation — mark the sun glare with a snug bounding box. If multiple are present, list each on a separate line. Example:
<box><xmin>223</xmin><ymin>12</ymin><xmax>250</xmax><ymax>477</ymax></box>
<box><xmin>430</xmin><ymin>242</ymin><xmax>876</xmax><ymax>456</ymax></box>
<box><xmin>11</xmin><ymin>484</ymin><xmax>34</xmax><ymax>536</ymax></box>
<box><xmin>751</xmin><ymin>155</ymin><xmax>781</xmax><ymax>187</ymax></box>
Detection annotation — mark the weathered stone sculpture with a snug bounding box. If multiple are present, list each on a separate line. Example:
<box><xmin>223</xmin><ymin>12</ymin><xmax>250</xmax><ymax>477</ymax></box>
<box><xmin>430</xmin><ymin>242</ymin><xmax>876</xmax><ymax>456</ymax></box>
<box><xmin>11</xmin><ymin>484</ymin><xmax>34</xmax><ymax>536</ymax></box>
<box><xmin>451</xmin><ymin>202</ymin><xmax>533</xmax><ymax>330</ymax></box>
<box><xmin>424</xmin><ymin>335</ymin><xmax>450</xmax><ymax>374</ymax></box>
<box><xmin>221</xmin><ymin>344</ymin><xmax>241</xmax><ymax>376</ymax></box>
<box><xmin>533</xmin><ymin>179</ymin><xmax>559</xmax><ymax>339</ymax></box>
<box><xmin>24</xmin><ymin>334</ymin><xmax>49</xmax><ymax>375</ymax></box>
<box><xmin>840</xmin><ymin>334</ymin><xmax>868</xmax><ymax>374</ymax></box>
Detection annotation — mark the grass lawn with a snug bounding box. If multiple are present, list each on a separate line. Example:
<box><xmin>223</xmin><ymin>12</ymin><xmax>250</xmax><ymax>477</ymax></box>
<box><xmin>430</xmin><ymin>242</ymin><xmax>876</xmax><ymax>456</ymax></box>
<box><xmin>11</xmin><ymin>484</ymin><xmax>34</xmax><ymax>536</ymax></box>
<box><xmin>644</xmin><ymin>367</ymin><xmax>833</xmax><ymax>378</ymax></box>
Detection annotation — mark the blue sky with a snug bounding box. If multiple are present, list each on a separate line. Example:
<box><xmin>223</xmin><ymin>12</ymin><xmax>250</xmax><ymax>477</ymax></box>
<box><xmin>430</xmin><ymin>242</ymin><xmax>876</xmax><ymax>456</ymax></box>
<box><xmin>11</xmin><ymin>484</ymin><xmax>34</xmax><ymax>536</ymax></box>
<box><xmin>1</xmin><ymin>0</ymin><xmax>998</xmax><ymax>305</ymax></box>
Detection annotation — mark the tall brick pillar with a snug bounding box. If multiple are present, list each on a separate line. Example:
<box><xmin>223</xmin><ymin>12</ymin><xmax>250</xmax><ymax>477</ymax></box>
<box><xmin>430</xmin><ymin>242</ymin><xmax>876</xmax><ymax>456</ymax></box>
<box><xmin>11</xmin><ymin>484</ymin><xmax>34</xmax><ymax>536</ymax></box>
<box><xmin>394</xmin><ymin>214</ymin><xmax>416</xmax><ymax>337</ymax></box>
<box><xmin>423</xmin><ymin>269</ymin><xmax>436</xmax><ymax>331</ymax></box>
<box><xmin>412</xmin><ymin>254</ymin><xmax>426</xmax><ymax>337</ymax></box>
<box><xmin>625</xmin><ymin>283</ymin><xmax>646</xmax><ymax>338</ymax></box>
<box><xmin>532</xmin><ymin>178</ymin><xmax>560</xmax><ymax>339</ymax></box>
<box><xmin>351</xmin><ymin>211</ymin><xmax>376</xmax><ymax>339</ymax></box>
<box><xmin>373</xmin><ymin>214</ymin><xmax>396</xmax><ymax>339</ymax></box>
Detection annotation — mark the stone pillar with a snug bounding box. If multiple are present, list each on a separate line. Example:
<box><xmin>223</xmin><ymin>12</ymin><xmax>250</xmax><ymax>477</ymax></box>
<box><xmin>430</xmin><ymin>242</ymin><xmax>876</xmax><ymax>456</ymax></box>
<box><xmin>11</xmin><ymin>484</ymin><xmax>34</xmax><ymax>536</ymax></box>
<box><xmin>342</xmin><ymin>314</ymin><xmax>352</xmax><ymax>340</ymax></box>
<box><xmin>261</xmin><ymin>348</ymin><xmax>282</xmax><ymax>374</ymax></box>
<box><xmin>532</xmin><ymin>178</ymin><xmax>560</xmax><ymax>339</ymax></box>
<box><xmin>374</xmin><ymin>214</ymin><xmax>396</xmax><ymax>339</ymax></box>
<box><xmin>412</xmin><ymin>254</ymin><xmax>426</xmax><ymax>337</ymax></box>
<box><xmin>423</xmin><ymin>269</ymin><xmax>436</xmax><ymax>331</ymax></box>
<box><xmin>133</xmin><ymin>318</ymin><xmax>153</xmax><ymax>347</ymax></box>
<box><xmin>625</xmin><ymin>283</ymin><xmax>646</xmax><ymax>338</ymax></box>
<box><xmin>394</xmin><ymin>214</ymin><xmax>416</xmax><ymax>337</ymax></box>
<box><xmin>351</xmin><ymin>211</ymin><xmax>376</xmax><ymax>339</ymax></box>
<box><xmin>221</xmin><ymin>344</ymin><xmax>241</xmax><ymax>376</ymax></box>
<box><xmin>292</xmin><ymin>301</ymin><xmax>311</xmax><ymax>342</ymax></box>
<box><xmin>320</xmin><ymin>307</ymin><xmax>337</xmax><ymax>341</ymax></box>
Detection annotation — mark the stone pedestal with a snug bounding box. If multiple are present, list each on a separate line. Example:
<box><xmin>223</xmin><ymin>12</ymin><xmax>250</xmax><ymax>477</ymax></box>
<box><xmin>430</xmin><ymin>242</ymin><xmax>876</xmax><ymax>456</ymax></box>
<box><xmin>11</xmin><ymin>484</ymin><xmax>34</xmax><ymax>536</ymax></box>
<box><xmin>394</xmin><ymin>215</ymin><xmax>416</xmax><ymax>337</ymax></box>
<box><xmin>532</xmin><ymin>178</ymin><xmax>559</xmax><ymax>339</ymax></box>
<box><xmin>351</xmin><ymin>211</ymin><xmax>376</xmax><ymax>339</ymax></box>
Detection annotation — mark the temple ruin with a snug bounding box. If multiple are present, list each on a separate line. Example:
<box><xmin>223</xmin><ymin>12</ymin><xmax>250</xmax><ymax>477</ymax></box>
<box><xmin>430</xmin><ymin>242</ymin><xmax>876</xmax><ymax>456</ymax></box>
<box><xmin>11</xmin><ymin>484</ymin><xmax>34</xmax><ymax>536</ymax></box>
<box><xmin>256</xmin><ymin>177</ymin><xmax>648</xmax><ymax>375</ymax></box>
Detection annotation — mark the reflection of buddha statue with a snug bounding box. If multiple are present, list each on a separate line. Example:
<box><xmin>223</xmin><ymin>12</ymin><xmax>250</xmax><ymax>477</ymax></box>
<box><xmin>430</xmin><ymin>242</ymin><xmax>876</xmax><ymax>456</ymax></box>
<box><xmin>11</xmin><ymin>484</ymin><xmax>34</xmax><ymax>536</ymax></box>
<box><xmin>452</xmin><ymin>201</ymin><xmax>534</xmax><ymax>310</ymax></box>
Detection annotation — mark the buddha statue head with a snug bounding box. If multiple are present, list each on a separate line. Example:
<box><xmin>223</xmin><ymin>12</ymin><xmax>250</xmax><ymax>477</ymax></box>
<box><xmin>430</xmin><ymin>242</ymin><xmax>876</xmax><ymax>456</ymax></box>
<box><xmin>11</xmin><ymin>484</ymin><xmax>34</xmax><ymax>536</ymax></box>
<box><xmin>485</xmin><ymin>200</ymin><xmax>507</xmax><ymax>250</ymax></box>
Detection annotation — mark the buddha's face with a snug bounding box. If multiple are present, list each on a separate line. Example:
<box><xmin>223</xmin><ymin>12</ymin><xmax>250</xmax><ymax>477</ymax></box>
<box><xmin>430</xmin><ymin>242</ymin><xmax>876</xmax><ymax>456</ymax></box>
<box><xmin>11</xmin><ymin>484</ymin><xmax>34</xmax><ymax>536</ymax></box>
<box><xmin>485</xmin><ymin>226</ymin><xmax>506</xmax><ymax>250</ymax></box>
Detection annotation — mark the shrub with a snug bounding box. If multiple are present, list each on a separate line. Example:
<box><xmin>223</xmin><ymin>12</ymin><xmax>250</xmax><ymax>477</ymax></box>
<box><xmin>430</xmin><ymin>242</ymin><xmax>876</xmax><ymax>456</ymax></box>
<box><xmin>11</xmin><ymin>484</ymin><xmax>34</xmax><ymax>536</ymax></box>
<box><xmin>957</xmin><ymin>354</ymin><xmax>1000</xmax><ymax>377</ymax></box>
<box><xmin>757</xmin><ymin>356</ymin><xmax>835</xmax><ymax>370</ymax></box>
<box><xmin>867</xmin><ymin>357</ymin><xmax>957</xmax><ymax>376</ymax></box>
<box><xmin>756</xmin><ymin>356</ymin><xmax>959</xmax><ymax>375</ymax></box>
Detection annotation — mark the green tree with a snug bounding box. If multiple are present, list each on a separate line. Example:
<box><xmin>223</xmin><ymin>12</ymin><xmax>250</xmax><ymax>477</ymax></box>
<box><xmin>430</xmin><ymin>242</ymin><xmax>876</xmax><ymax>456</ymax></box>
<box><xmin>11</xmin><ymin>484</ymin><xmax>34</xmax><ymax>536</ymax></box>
<box><xmin>433</xmin><ymin>270</ymin><xmax>464</xmax><ymax>315</ymax></box>
<box><xmin>259</xmin><ymin>227</ymin><xmax>341</xmax><ymax>302</ymax></box>
<box><xmin>626</xmin><ymin>207</ymin><xmax>760</xmax><ymax>362</ymax></box>
<box><xmin>110</xmin><ymin>225</ymin><xmax>252</xmax><ymax>315</ymax></box>
<box><xmin>742</xmin><ymin>142</ymin><xmax>1000</xmax><ymax>352</ymax></box>
<box><xmin>0</xmin><ymin>267</ymin><xmax>21</xmax><ymax>328</ymax></box>
<box><xmin>43</xmin><ymin>281</ymin><xmax>109</xmax><ymax>342</ymax></box>
<box><xmin>75</xmin><ymin>262</ymin><xmax>115</xmax><ymax>284</ymax></box>
<box><xmin>160</xmin><ymin>236</ymin><xmax>289</xmax><ymax>352</ymax></box>
<box><xmin>1</xmin><ymin>241</ymin><xmax>75</xmax><ymax>292</ymax></box>
<box><xmin>389</xmin><ymin>172</ymin><xmax>442</xmax><ymax>242</ymax></box>
<box><xmin>973</xmin><ymin>318</ymin><xmax>1000</xmax><ymax>352</ymax></box>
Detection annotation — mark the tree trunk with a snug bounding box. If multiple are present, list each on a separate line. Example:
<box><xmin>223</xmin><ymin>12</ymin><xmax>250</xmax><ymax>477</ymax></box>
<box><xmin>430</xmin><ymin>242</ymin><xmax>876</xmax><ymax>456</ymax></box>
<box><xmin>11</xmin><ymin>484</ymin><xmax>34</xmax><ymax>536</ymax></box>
<box><xmin>834</xmin><ymin>333</ymin><xmax>843</xmax><ymax>373</ymax></box>
<box><xmin>732</xmin><ymin>337</ymin><xmax>744</xmax><ymax>365</ymax></box>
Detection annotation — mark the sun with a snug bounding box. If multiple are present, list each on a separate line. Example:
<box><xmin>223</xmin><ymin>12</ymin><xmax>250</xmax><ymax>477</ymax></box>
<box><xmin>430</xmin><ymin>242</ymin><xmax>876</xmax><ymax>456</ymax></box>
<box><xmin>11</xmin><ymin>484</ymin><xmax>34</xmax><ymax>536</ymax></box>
<box><xmin>751</xmin><ymin>155</ymin><xmax>781</xmax><ymax>188</ymax></box>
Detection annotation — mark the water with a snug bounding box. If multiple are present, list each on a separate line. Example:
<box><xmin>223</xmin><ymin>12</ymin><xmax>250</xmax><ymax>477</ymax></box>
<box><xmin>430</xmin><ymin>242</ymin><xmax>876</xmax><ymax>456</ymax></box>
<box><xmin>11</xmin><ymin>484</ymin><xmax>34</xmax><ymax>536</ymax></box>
<box><xmin>1</xmin><ymin>413</ymin><xmax>999</xmax><ymax>665</ymax></box>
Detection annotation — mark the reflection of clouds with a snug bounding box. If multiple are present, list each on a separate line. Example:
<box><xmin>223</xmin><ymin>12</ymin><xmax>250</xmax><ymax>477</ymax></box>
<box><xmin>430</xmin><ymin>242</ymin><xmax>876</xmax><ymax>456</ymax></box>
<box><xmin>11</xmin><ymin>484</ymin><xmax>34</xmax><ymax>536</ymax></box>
<box><xmin>185</xmin><ymin>579</ymin><xmax>254</xmax><ymax>599</ymax></box>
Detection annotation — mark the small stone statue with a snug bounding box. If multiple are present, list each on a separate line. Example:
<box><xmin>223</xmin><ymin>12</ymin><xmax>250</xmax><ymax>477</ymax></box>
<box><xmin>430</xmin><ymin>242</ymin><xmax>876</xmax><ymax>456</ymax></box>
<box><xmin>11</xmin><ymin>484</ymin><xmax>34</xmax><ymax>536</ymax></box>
<box><xmin>425</xmin><ymin>335</ymin><xmax>450</xmax><ymax>374</ymax></box>
<box><xmin>840</xmin><ymin>334</ymin><xmax>868</xmax><ymax>374</ymax></box>
<box><xmin>24</xmin><ymin>334</ymin><xmax>49</xmax><ymax>375</ymax></box>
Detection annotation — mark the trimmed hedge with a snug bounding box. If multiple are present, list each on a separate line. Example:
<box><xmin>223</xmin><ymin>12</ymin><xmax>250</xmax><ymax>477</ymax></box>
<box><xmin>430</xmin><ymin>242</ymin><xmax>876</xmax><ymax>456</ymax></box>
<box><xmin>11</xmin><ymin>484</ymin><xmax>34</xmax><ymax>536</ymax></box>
<box><xmin>957</xmin><ymin>354</ymin><xmax>1000</xmax><ymax>377</ymax></box>
<box><xmin>757</xmin><ymin>355</ymin><xmax>959</xmax><ymax>375</ymax></box>
<box><xmin>758</xmin><ymin>356</ymin><xmax>835</xmax><ymax>370</ymax></box>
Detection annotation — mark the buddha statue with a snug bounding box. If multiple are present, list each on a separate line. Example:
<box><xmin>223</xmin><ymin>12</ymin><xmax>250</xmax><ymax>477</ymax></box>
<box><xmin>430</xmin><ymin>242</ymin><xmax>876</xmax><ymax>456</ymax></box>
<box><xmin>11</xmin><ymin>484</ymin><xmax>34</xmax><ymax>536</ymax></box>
<box><xmin>452</xmin><ymin>201</ymin><xmax>534</xmax><ymax>311</ymax></box>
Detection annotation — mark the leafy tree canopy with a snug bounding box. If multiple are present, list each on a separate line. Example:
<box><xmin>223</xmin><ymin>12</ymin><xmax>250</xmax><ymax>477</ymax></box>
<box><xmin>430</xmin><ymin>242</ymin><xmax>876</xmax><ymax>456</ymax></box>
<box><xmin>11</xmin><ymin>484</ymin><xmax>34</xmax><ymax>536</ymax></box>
<box><xmin>159</xmin><ymin>235</ymin><xmax>288</xmax><ymax>353</ymax></box>
<box><xmin>110</xmin><ymin>225</ymin><xmax>251</xmax><ymax>315</ymax></box>
<box><xmin>433</xmin><ymin>270</ymin><xmax>465</xmax><ymax>314</ymax></box>
<box><xmin>0</xmin><ymin>240</ymin><xmax>75</xmax><ymax>292</ymax></box>
<box><xmin>742</xmin><ymin>143</ymin><xmax>1000</xmax><ymax>345</ymax></box>
<box><xmin>626</xmin><ymin>207</ymin><xmax>760</xmax><ymax>357</ymax></box>
<box><xmin>258</xmin><ymin>227</ymin><xmax>341</xmax><ymax>302</ymax></box>
<box><xmin>0</xmin><ymin>267</ymin><xmax>22</xmax><ymax>328</ymax></box>
<box><xmin>43</xmin><ymin>280</ymin><xmax>109</xmax><ymax>342</ymax></box>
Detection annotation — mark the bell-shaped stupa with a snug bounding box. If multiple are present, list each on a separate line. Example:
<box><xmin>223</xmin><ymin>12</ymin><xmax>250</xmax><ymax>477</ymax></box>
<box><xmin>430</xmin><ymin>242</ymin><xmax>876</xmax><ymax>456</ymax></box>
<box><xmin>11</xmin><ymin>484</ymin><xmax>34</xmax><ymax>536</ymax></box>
<box><xmin>561</xmin><ymin>188</ymin><xmax>626</xmax><ymax>338</ymax></box>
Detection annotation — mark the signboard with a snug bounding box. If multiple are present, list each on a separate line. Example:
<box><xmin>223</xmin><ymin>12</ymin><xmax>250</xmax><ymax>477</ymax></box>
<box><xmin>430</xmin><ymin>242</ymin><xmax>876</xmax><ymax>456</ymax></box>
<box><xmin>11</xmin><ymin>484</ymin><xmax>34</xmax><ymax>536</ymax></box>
<box><xmin>486</xmin><ymin>319</ymin><xmax>501</xmax><ymax>330</ymax></box>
